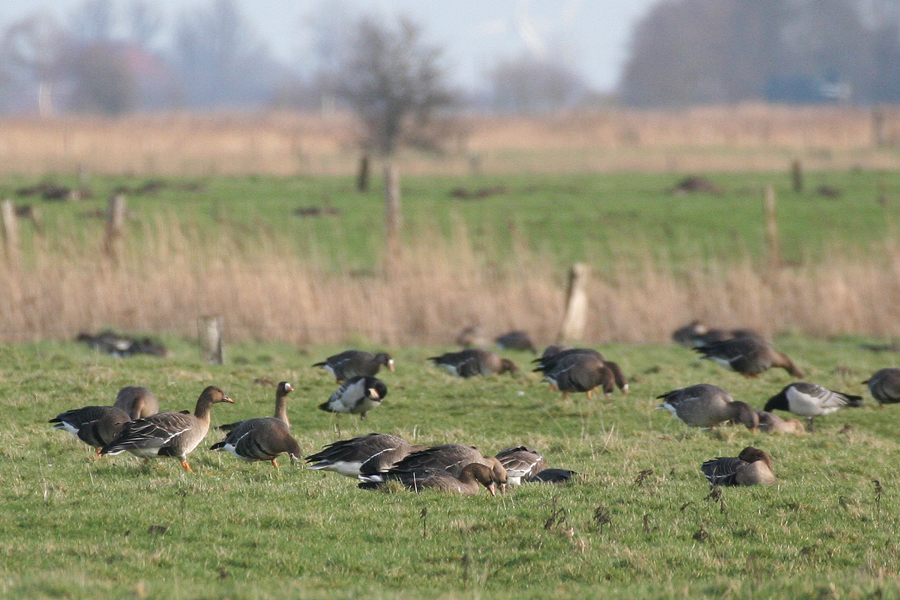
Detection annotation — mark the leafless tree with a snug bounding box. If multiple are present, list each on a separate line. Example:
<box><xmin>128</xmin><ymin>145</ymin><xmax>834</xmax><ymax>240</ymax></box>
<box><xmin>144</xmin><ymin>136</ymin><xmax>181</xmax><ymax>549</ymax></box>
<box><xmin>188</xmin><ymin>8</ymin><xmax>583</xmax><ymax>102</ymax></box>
<box><xmin>335</xmin><ymin>16</ymin><xmax>457</xmax><ymax>155</ymax></box>
<box><xmin>0</xmin><ymin>14</ymin><xmax>66</xmax><ymax>116</ymax></box>
<box><xmin>487</xmin><ymin>51</ymin><xmax>587</xmax><ymax>113</ymax></box>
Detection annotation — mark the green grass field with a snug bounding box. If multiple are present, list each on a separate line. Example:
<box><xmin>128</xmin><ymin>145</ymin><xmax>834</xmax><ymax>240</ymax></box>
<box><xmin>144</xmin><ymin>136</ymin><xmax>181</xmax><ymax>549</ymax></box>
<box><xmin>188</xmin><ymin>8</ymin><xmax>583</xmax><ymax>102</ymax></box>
<box><xmin>3</xmin><ymin>335</ymin><xmax>900</xmax><ymax>599</ymax></box>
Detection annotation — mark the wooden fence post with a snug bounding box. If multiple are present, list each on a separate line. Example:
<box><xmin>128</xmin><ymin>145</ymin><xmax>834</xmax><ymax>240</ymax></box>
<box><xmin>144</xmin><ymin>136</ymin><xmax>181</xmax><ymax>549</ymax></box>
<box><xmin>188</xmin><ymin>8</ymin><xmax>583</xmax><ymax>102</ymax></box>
<box><xmin>357</xmin><ymin>154</ymin><xmax>370</xmax><ymax>192</ymax></box>
<box><xmin>557</xmin><ymin>263</ymin><xmax>590</xmax><ymax>344</ymax></box>
<box><xmin>790</xmin><ymin>159</ymin><xmax>803</xmax><ymax>194</ymax></box>
<box><xmin>384</xmin><ymin>164</ymin><xmax>402</xmax><ymax>275</ymax></box>
<box><xmin>104</xmin><ymin>194</ymin><xmax>126</xmax><ymax>262</ymax></box>
<box><xmin>0</xmin><ymin>199</ymin><xmax>20</xmax><ymax>270</ymax></box>
<box><xmin>198</xmin><ymin>315</ymin><xmax>224</xmax><ymax>364</ymax></box>
<box><xmin>764</xmin><ymin>185</ymin><xmax>780</xmax><ymax>272</ymax></box>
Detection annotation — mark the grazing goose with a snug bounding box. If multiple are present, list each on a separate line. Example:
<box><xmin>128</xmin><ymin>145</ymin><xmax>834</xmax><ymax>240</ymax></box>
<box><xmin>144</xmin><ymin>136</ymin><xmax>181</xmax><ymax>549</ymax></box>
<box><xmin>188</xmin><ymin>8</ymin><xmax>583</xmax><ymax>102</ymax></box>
<box><xmin>318</xmin><ymin>376</ymin><xmax>387</xmax><ymax>419</ymax></box>
<box><xmin>672</xmin><ymin>321</ymin><xmax>763</xmax><ymax>348</ymax></box>
<box><xmin>429</xmin><ymin>349</ymin><xmax>517</xmax><ymax>378</ymax></box>
<box><xmin>360</xmin><ymin>462</ymin><xmax>499</xmax><ymax>496</ymax></box>
<box><xmin>656</xmin><ymin>384</ymin><xmax>759</xmax><ymax>430</ymax></box>
<box><xmin>494</xmin><ymin>446</ymin><xmax>547</xmax><ymax>486</ymax></box>
<box><xmin>539</xmin><ymin>353</ymin><xmax>615</xmax><ymax>399</ymax></box>
<box><xmin>374</xmin><ymin>444</ymin><xmax>508</xmax><ymax>487</ymax></box>
<box><xmin>763</xmin><ymin>382</ymin><xmax>863</xmax><ymax>431</ymax></box>
<box><xmin>210</xmin><ymin>382</ymin><xmax>300</xmax><ymax>467</ymax></box>
<box><xmin>114</xmin><ymin>386</ymin><xmax>159</xmax><ymax>419</ymax></box>
<box><xmin>533</xmin><ymin>347</ymin><xmax>604</xmax><ymax>370</ymax></box>
<box><xmin>701</xmin><ymin>446</ymin><xmax>776</xmax><ymax>486</ymax></box>
<box><xmin>527</xmin><ymin>468</ymin><xmax>578</xmax><ymax>484</ymax></box>
<box><xmin>864</xmin><ymin>368</ymin><xmax>900</xmax><ymax>407</ymax></box>
<box><xmin>50</xmin><ymin>405</ymin><xmax>131</xmax><ymax>453</ymax></box>
<box><xmin>756</xmin><ymin>410</ymin><xmax>805</xmax><ymax>434</ymax></box>
<box><xmin>313</xmin><ymin>350</ymin><xmax>394</xmax><ymax>382</ymax></box>
<box><xmin>456</xmin><ymin>325</ymin><xmax>490</xmax><ymax>348</ymax></box>
<box><xmin>100</xmin><ymin>386</ymin><xmax>233</xmax><ymax>472</ymax></box>
<box><xmin>694</xmin><ymin>336</ymin><xmax>804</xmax><ymax>378</ymax></box>
<box><xmin>538</xmin><ymin>344</ymin><xmax>572</xmax><ymax>360</ymax></box>
<box><xmin>495</xmin><ymin>330</ymin><xmax>537</xmax><ymax>353</ymax></box>
<box><xmin>305</xmin><ymin>433</ymin><xmax>424</xmax><ymax>477</ymax></box>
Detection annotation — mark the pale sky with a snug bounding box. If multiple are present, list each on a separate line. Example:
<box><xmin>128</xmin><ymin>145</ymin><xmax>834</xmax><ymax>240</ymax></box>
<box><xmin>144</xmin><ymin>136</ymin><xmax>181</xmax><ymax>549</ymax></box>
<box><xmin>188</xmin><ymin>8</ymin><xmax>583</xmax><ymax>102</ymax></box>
<box><xmin>0</xmin><ymin>0</ymin><xmax>659</xmax><ymax>92</ymax></box>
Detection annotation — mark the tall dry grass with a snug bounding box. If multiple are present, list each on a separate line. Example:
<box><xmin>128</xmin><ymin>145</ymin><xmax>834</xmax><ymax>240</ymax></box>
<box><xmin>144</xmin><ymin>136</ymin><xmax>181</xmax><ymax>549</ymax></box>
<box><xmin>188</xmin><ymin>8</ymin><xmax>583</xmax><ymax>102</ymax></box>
<box><xmin>2</xmin><ymin>105</ymin><xmax>900</xmax><ymax>177</ymax></box>
<box><xmin>0</xmin><ymin>217</ymin><xmax>899</xmax><ymax>345</ymax></box>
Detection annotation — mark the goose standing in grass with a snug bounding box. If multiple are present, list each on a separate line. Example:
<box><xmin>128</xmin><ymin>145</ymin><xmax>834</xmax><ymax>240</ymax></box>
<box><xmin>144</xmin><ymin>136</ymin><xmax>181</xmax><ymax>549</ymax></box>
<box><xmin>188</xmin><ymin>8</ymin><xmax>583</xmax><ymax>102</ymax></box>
<box><xmin>360</xmin><ymin>462</ymin><xmax>499</xmax><ymax>495</ymax></box>
<box><xmin>210</xmin><ymin>382</ymin><xmax>300</xmax><ymax>467</ymax></box>
<box><xmin>763</xmin><ymin>382</ymin><xmax>863</xmax><ymax>431</ymax></box>
<box><xmin>495</xmin><ymin>330</ymin><xmax>537</xmax><ymax>353</ymax></box>
<box><xmin>755</xmin><ymin>410</ymin><xmax>805</xmax><ymax>434</ymax></box>
<box><xmin>50</xmin><ymin>405</ymin><xmax>131</xmax><ymax>454</ymax></box>
<box><xmin>656</xmin><ymin>384</ymin><xmax>759</xmax><ymax>431</ymax></box>
<box><xmin>701</xmin><ymin>446</ymin><xmax>776</xmax><ymax>486</ymax></box>
<box><xmin>429</xmin><ymin>349</ymin><xmax>517</xmax><ymax>378</ymax></box>
<box><xmin>864</xmin><ymin>368</ymin><xmax>900</xmax><ymax>407</ymax></box>
<box><xmin>319</xmin><ymin>376</ymin><xmax>387</xmax><ymax>419</ymax></box>
<box><xmin>313</xmin><ymin>350</ymin><xmax>394</xmax><ymax>383</ymax></box>
<box><xmin>694</xmin><ymin>336</ymin><xmax>804</xmax><ymax>378</ymax></box>
<box><xmin>537</xmin><ymin>353</ymin><xmax>616</xmax><ymax>399</ymax></box>
<box><xmin>305</xmin><ymin>433</ymin><xmax>424</xmax><ymax>477</ymax></box>
<box><xmin>534</xmin><ymin>347</ymin><xmax>629</xmax><ymax>395</ymax></box>
<box><xmin>100</xmin><ymin>386</ymin><xmax>233</xmax><ymax>472</ymax></box>
<box><xmin>114</xmin><ymin>386</ymin><xmax>159</xmax><ymax>419</ymax></box>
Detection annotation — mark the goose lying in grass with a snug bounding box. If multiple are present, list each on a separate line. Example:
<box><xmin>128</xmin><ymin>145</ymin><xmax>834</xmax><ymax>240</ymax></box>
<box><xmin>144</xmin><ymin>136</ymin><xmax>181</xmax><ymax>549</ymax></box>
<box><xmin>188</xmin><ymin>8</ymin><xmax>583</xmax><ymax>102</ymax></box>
<box><xmin>361</xmin><ymin>444</ymin><xmax>508</xmax><ymax>491</ymax></box>
<box><xmin>701</xmin><ymin>446</ymin><xmax>776</xmax><ymax>486</ymax></box>
<box><xmin>429</xmin><ymin>349</ymin><xmax>517</xmax><ymax>378</ymax></box>
<box><xmin>360</xmin><ymin>462</ymin><xmax>499</xmax><ymax>495</ymax></box>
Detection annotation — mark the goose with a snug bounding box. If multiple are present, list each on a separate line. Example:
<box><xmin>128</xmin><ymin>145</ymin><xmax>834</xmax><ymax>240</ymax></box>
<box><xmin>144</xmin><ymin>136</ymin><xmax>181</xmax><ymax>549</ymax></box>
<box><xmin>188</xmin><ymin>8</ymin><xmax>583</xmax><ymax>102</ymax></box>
<box><xmin>533</xmin><ymin>347</ymin><xmax>604</xmax><ymax>371</ymax></box>
<box><xmin>456</xmin><ymin>325</ymin><xmax>490</xmax><ymax>348</ymax></box>
<box><xmin>494</xmin><ymin>446</ymin><xmax>547</xmax><ymax>486</ymax></box>
<box><xmin>537</xmin><ymin>344</ymin><xmax>572</xmax><ymax>360</ymax></box>
<box><xmin>318</xmin><ymin>376</ymin><xmax>387</xmax><ymax>419</ymax></box>
<box><xmin>656</xmin><ymin>384</ymin><xmax>758</xmax><ymax>430</ymax></box>
<box><xmin>756</xmin><ymin>410</ymin><xmax>805</xmax><ymax>434</ymax></box>
<box><xmin>495</xmin><ymin>330</ymin><xmax>537</xmax><ymax>353</ymax></box>
<box><xmin>369</xmin><ymin>444</ymin><xmax>508</xmax><ymax>489</ymax></box>
<box><xmin>533</xmin><ymin>348</ymin><xmax>629</xmax><ymax>395</ymax></box>
<box><xmin>694</xmin><ymin>336</ymin><xmax>803</xmax><ymax>378</ymax></box>
<box><xmin>210</xmin><ymin>382</ymin><xmax>300</xmax><ymax>467</ymax></box>
<box><xmin>360</xmin><ymin>462</ymin><xmax>499</xmax><ymax>495</ymax></box>
<box><xmin>527</xmin><ymin>468</ymin><xmax>578</xmax><ymax>483</ymax></box>
<box><xmin>313</xmin><ymin>350</ymin><xmax>394</xmax><ymax>382</ymax></box>
<box><xmin>429</xmin><ymin>349</ymin><xmax>517</xmax><ymax>378</ymax></box>
<box><xmin>100</xmin><ymin>386</ymin><xmax>233</xmax><ymax>472</ymax></box>
<box><xmin>864</xmin><ymin>368</ymin><xmax>900</xmax><ymax>407</ymax></box>
<box><xmin>305</xmin><ymin>433</ymin><xmax>424</xmax><ymax>477</ymax></box>
<box><xmin>672</xmin><ymin>321</ymin><xmax>762</xmax><ymax>348</ymax></box>
<box><xmin>50</xmin><ymin>405</ymin><xmax>131</xmax><ymax>453</ymax></box>
<box><xmin>763</xmin><ymin>382</ymin><xmax>862</xmax><ymax>431</ymax></box>
<box><xmin>538</xmin><ymin>353</ymin><xmax>616</xmax><ymax>399</ymax></box>
<box><xmin>113</xmin><ymin>386</ymin><xmax>159</xmax><ymax>419</ymax></box>
<box><xmin>701</xmin><ymin>446</ymin><xmax>776</xmax><ymax>486</ymax></box>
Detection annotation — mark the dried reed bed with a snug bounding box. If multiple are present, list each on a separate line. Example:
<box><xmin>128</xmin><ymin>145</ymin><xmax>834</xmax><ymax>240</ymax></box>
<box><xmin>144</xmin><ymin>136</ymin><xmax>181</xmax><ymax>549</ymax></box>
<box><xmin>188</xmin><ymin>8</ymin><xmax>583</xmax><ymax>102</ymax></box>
<box><xmin>0</xmin><ymin>218</ymin><xmax>899</xmax><ymax>345</ymax></box>
<box><xmin>2</xmin><ymin>105</ymin><xmax>900</xmax><ymax>177</ymax></box>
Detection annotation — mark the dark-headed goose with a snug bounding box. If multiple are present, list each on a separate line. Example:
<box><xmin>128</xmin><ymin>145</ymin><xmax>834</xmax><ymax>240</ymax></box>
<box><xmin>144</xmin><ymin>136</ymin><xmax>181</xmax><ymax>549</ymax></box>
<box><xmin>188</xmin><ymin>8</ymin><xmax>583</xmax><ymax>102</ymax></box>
<box><xmin>50</xmin><ymin>405</ymin><xmax>131</xmax><ymax>453</ymax></box>
<box><xmin>100</xmin><ymin>386</ymin><xmax>233</xmax><ymax>472</ymax></box>
<box><xmin>763</xmin><ymin>382</ymin><xmax>862</xmax><ymax>431</ymax></box>
<box><xmin>656</xmin><ymin>384</ymin><xmax>758</xmax><ymax>430</ymax></box>
<box><xmin>694</xmin><ymin>337</ymin><xmax>803</xmax><ymax>378</ymax></box>
<box><xmin>313</xmin><ymin>350</ymin><xmax>394</xmax><ymax>383</ymax></box>
<box><xmin>319</xmin><ymin>376</ymin><xmax>387</xmax><ymax>419</ymax></box>
<box><xmin>864</xmin><ymin>368</ymin><xmax>900</xmax><ymax>407</ymax></box>
<box><xmin>701</xmin><ymin>446</ymin><xmax>776</xmax><ymax>486</ymax></box>
<box><xmin>429</xmin><ymin>349</ymin><xmax>517</xmax><ymax>378</ymax></box>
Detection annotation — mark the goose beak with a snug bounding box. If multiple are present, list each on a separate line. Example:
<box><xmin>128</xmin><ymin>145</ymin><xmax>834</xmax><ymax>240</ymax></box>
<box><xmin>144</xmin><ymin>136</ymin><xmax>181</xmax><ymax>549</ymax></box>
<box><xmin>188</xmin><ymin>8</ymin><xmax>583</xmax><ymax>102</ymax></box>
<box><xmin>388</xmin><ymin>360</ymin><xmax>395</xmax><ymax>372</ymax></box>
<box><xmin>223</xmin><ymin>396</ymin><xmax>234</xmax><ymax>403</ymax></box>
<box><xmin>368</xmin><ymin>388</ymin><xmax>381</xmax><ymax>399</ymax></box>
<box><xmin>487</xmin><ymin>483</ymin><xmax>497</xmax><ymax>497</ymax></box>
<box><xmin>622</xmin><ymin>384</ymin><xmax>630</xmax><ymax>395</ymax></box>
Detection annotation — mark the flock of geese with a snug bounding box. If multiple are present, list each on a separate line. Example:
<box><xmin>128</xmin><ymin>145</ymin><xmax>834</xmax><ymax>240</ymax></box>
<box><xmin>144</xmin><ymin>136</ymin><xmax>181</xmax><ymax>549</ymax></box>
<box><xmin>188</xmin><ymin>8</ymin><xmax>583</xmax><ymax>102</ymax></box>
<box><xmin>49</xmin><ymin>324</ymin><xmax>900</xmax><ymax>494</ymax></box>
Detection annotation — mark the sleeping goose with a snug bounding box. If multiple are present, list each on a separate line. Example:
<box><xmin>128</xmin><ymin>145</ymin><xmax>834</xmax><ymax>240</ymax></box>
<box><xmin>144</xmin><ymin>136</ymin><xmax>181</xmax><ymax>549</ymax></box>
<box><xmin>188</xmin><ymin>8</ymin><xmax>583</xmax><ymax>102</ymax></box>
<box><xmin>100</xmin><ymin>385</ymin><xmax>233</xmax><ymax>472</ymax></box>
<box><xmin>210</xmin><ymin>382</ymin><xmax>300</xmax><ymax>467</ymax></box>
<box><xmin>113</xmin><ymin>386</ymin><xmax>159</xmax><ymax>419</ymax></box>
<box><xmin>429</xmin><ymin>349</ymin><xmax>517</xmax><ymax>378</ymax></box>
<box><xmin>864</xmin><ymin>368</ymin><xmax>900</xmax><ymax>407</ymax></box>
<box><xmin>360</xmin><ymin>462</ymin><xmax>499</xmax><ymax>495</ymax></box>
<box><xmin>694</xmin><ymin>336</ymin><xmax>804</xmax><ymax>378</ymax></box>
<box><xmin>756</xmin><ymin>410</ymin><xmax>805</xmax><ymax>434</ymax></box>
<box><xmin>763</xmin><ymin>382</ymin><xmax>863</xmax><ymax>431</ymax></box>
<box><xmin>305</xmin><ymin>433</ymin><xmax>423</xmax><ymax>477</ymax></box>
<box><xmin>50</xmin><ymin>405</ymin><xmax>131</xmax><ymax>454</ymax></box>
<box><xmin>701</xmin><ymin>446</ymin><xmax>776</xmax><ymax>486</ymax></box>
<box><xmin>313</xmin><ymin>350</ymin><xmax>394</xmax><ymax>383</ymax></box>
<box><xmin>656</xmin><ymin>384</ymin><xmax>759</xmax><ymax>431</ymax></box>
<box><xmin>319</xmin><ymin>376</ymin><xmax>387</xmax><ymax>419</ymax></box>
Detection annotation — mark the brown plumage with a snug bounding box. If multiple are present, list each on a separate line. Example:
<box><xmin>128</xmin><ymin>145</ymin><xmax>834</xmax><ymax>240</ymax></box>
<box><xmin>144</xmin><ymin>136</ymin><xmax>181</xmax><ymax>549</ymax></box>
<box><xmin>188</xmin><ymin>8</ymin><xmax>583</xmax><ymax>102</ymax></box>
<box><xmin>50</xmin><ymin>405</ymin><xmax>131</xmax><ymax>453</ymax></box>
<box><xmin>430</xmin><ymin>349</ymin><xmax>517</xmax><ymax>378</ymax></box>
<box><xmin>305</xmin><ymin>433</ymin><xmax>424</xmax><ymax>477</ymax></box>
<box><xmin>495</xmin><ymin>446</ymin><xmax>547</xmax><ymax>486</ymax></box>
<box><xmin>756</xmin><ymin>410</ymin><xmax>805</xmax><ymax>434</ymax></box>
<box><xmin>495</xmin><ymin>330</ymin><xmax>537</xmax><ymax>353</ymax></box>
<box><xmin>312</xmin><ymin>351</ymin><xmax>394</xmax><ymax>382</ymax></box>
<box><xmin>694</xmin><ymin>336</ymin><xmax>803</xmax><ymax>378</ymax></box>
<box><xmin>864</xmin><ymin>368</ymin><xmax>900</xmax><ymax>407</ymax></box>
<box><xmin>362</xmin><ymin>462</ymin><xmax>499</xmax><ymax>495</ymax></box>
<box><xmin>701</xmin><ymin>446</ymin><xmax>776</xmax><ymax>486</ymax></box>
<box><xmin>113</xmin><ymin>386</ymin><xmax>159</xmax><ymax>419</ymax></box>
<box><xmin>656</xmin><ymin>384</ymin><xmax>759</xmax><ymax>430</ymax></box>
<box><xmin>373</xmin><ymin>444</ymin><xmax>508</xmax><ymax>487</ymax></box>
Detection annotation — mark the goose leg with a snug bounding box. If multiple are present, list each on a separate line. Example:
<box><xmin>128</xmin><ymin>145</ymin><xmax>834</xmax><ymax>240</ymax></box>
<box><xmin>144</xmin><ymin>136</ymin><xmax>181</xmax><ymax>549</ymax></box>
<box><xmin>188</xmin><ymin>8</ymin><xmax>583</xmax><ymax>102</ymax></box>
<box><xmin>270</xmin><ymin>459</ymin><xmax>279</xmax><ymax>468</ymax></box>
<box><xmin>807</xmin><ymin>417</ymin><xmax>815</xmax><ymax>433</ymax></box>
<box><xmin>181</xmin><ymin>460</ymin><xmax>194</xmax><ymax>473</ymax></box>
<box><xmin>585</xmin><ymin>390</ymin><xmax>593</xmax><ymax>399</ymax></box>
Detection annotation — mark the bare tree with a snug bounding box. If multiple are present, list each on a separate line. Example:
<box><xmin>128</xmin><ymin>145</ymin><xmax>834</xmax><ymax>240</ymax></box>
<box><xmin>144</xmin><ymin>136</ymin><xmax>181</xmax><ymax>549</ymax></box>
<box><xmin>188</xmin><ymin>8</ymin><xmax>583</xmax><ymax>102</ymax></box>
<box><xmin>335</xmin><ymin>16</ymin><xmax>457</xmax><ymax>155</ymax></box>
<box><xmin>0</xmin><ymin>14</ymin><xmax>66</xmax><ymax>116</ymax></box>
<box><xmin>487</xmin><ymin>51</ymin><xmax>587</xmax><ymax>113</ymax></box>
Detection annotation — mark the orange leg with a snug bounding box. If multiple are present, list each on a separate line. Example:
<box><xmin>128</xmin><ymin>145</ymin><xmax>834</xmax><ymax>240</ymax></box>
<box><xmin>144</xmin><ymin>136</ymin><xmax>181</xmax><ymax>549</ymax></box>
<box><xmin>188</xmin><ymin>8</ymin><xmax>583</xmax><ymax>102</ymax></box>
<box><xmin>270</xmin><ymin>459</ymin><xmax>279</xmax><ymax>468</ymax></box>
<box><xmin>561</xmin><ymin>392</ymin><xmax>569</xmax><ymax>400</ymax></box>
<box><xmin>181</xmin><ymin>460</ymin><xmax>194</xmax><ymax>473</ymax></box>
<box><xmin>585</xmin><ymin>390</ymin><xmax>593</xmax><ymax>399</ymax></box>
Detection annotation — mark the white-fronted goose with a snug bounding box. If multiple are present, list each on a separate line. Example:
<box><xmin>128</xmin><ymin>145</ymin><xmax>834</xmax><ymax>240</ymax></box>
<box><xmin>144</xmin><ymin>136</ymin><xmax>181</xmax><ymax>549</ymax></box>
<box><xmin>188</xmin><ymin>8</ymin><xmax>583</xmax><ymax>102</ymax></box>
<box><xmin>701</xmin><ymin>446</ymin><xmax>776</xmax><ymax>486</ymax></box>
<box><xmin>527</xmin><ymin>468</ymin><xmax>578</xmax><ymax>483</ymax></box>
<box><xmin>114</xmin><ymin>386</ymin><xmax>159</xmax><ymax>419</ymax></box>
<box><xmin>495</xmin><ymin>330</ymin><xmax>537</xmax><ymax>353</ymax></box>
<box><xmin>534</xmin><ymin>348</ymin><xmax>629</xmax><ymax>394</ymax></box>
<box><xmin>313</xmin><ymin>350</ymin><xmax>394</xmax><ymax>382</ymax></box>
<box><xmin>50</xmin><ymin>405</ymin><xmax>131</xmax><ymax>453</ymax></box>
<box><xmin>429</xmin><ymin>349</ymin><xmax>517</xmax><ymax>378</ymax></box>
<box><xmin>673</xmin><ymin>321</ymin><xmax>763</xmax><ymax>348</ymax></box>
<box><xmin>864</xmin><ymin>368</ymin><xmax>900</xmax><ymax>407</ymax></box>
<box><xmin>694</xmin><ymin>337</ymin><xmax>803</xmax><ymax>378</ymax></box>
<box><xmin>495</xmin><ymin>446</ymin><xmax>547</xmax><ymax>486</ymax></box>
<box><xmin>361</xmin><ymin>462</ymin><xmax>498</xmax><ymax>495</ymax></box>
<box><xmin>318</xmin><ymin>376</ymin><xmax>387</xmax><ymax>419</ymax></box>
<box><xmin>656</xmin><ymin>384</ymin><xmax>759</xmax><ymax>430</ymax></box>
<box><xmin>374</xmin><ymin>444</ymin><xmax>508</xmax><ymax>486</ymax></box>
<box><xmin>764</xmin><ymin>382</ymin><xmax>862</xmax><ymax>431</ymax></box>
<box><xmin>100</xmin><ymin>386</ymin><xmax>233</xmax><ymax>472</ymax></box>
<box><xmin>456</xmin><ymin>325</ymin><xmax>490</xmax><ymax>348</ymax></box>
<box><xmin>538</xmin><ymin>344</ymin><xmax>572</xmax><ymax>360</ymax></box>
<box><xmin>210</xmin><ymin>382</ymin><xmax>299</xmax><ymax>467</ymax></box>
<box><xmin>756</xmin><ymin>410</ymin><xmax>804</xmax><ymax>434</ymax></box>
<box><xmin>219</xmin><ymin>381</ymin><xmax>293</xmax><ymax>433</ymax></box>
<box><xmin>538</xmin><ymin>353</ymin><xmax>615</xmax><ymax>399</ymax></box>
<box><xmin>305</xmin><ymin>433</ymin><xmax>424</xmax><ymax>477</ymax></box>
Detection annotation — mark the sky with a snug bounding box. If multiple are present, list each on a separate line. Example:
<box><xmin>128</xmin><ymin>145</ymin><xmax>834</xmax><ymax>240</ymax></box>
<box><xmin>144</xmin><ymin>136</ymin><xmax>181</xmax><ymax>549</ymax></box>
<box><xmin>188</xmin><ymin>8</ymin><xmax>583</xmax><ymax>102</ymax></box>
<box><xmin>0</xmin><ymin>0</ymin><xmax>659</xmax><ymax>92</ymax></box>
